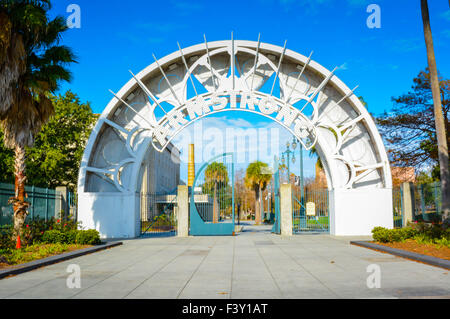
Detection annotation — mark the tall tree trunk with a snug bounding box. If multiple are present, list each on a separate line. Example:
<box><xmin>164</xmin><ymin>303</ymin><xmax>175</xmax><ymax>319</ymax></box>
<box><xmin>421</xmin><ymin>0</ymin><xmax>450</xmax><ymax>221</ymax></box>
<box><xmin>255</xmin><ymin>185</ymin><xmax>261</xmax><ymax>225</ymax></box>
<box><xmin>11</xmin><ymin>144</ymin><xmax>29</xmax><ymax>243</ymax></box>
<box><xmin>212</xmin><ymin>182</ymin><xmax>218</xmax><ymax>223</ymax></box>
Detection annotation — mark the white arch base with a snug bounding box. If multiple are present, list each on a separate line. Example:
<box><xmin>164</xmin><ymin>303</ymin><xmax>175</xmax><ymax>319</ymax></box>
<box><xmin>330</xmin><ymin>189</ymin><xmax>393</xmax><ymax>236</ymax></box>
<box><xmin>78</xmin><ymin>193</ymin><xmax>141</xmax><ymax>238</ymax></box>
<box><xmin>77</xmin><ymin>38</ymin><xmax>394</xmax><ymax>238</ymax></box>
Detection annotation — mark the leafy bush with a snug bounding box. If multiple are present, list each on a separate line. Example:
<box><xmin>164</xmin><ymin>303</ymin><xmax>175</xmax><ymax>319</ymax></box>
<box><xmin>42</xmin><ymin>230</ymin><xmax>66</xmax><ymax>244</ymax></box>
<box><xmin>0</xmin><ymin>226</ymin><xmax>14</xmax><ymax>250</ymax></box>
<box><xmin>372</xmin><ymin>222</ymin><xmax>449</xmax><ymax>246</ymax></box>
<box><xmin>371</xmin><ymin>227</ymin><xmax>417</xmax><ymax>243</ymax></box>
<box><xmin>75</xmin><ymin>230</ymin><xmax>101</xmax><ymax>245</ymax></box>
<box><xmin>410</xmin><ymin>222</ymin><xmax>450</xmax><ymax>239</ymax></box>
<box><xmin>153</xmin><ymin>214</ymin><xmax>172</xmax><ymax>227</ymax></box>
<box><xmin>20</xmin><ymin>216</ymin><xmax>80</xmax><ymax>245</ymax></box>
<box><xmin>65</xmin><ymin>230</ymin><xmax>78</xmax><ymax>244</ymax></box>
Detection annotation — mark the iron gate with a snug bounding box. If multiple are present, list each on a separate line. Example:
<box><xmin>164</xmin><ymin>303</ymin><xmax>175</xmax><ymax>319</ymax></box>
<box><xmin>292</xmin><ymin>187</ymin><xmax>329</xmax><ymax>233</ymax></box>
<box><xmin>140</xmin><ymin>192</ymin><xmax>177</xmax><ymax>237</ymax></box>
<box><xmin>190</xmin><ymin>153</ymin><xmax>235</xmax><ymax>236</ymax></box>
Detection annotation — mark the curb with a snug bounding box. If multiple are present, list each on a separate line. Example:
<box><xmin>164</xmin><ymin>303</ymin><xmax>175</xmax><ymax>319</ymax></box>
<box><xmin>350</xmin><ymin>241</ymin><xmax>450</xmax><ymax>270</ymax></box>
<box><xmin>0</xmin><ymin>241</ymin><xmax>123</xmax><ymax>279</ymax></box>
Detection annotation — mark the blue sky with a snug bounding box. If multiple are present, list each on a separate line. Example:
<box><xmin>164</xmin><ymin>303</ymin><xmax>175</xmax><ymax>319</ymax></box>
<box><xmin>48</xmin><ymin>0</ymin><xmax>450</xmax><ymax>181</ymax></box>
<box><xmin>50</xmin><ymin>0</ymin><xmax>450</xmax><ymax>116</ymax></box>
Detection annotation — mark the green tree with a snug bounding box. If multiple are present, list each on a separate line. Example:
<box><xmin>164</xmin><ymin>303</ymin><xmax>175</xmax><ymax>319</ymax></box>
<box><xmin>0</xmin><ymin>1</ymin><xmax>76</xmax><ymax>240</ymax></box>
<box><xmin>26</xmin><ymin>91</ymin><xmax>97</xmax><ymax>190</ymax></box>
<box><xmin>377</xmin><ymin>69</ymin><xmax>449</xmax><ymax>170</ymax></box>
<box><xmin>0</xmin><ymin>131</ymin><xmax>14</xmax><ymax>184</ymax></box>
<box><xmin>204</xmin><ymin>162</ymin><xmax>228</xmax><ymax>223</ymax></box>
<box><xmin>245</xmin><ymin>161</ymin><xmax>271</xmax><ymax>225</ymax></box>
<box><xmin>0</xmin><ymin>91</ymin><xmax>96</xmax><ymax>189</ymax></box>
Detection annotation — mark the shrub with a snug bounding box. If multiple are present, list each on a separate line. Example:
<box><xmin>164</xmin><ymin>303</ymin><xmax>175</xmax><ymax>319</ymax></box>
<box><xmin>42</xmin><ymin>230</ymin><xmax>66</xmax><ymax>244</ymax></box>
<box><xmin>372</xmin><ymin>223</ymin><xmax>449</xmax><ymax>245</ymax></box>
<box><xmin>371</xmin><ymin>227</ymin><xmax>417</xmax><ymax>243</ymax></box>
<box><xmin>0</xmin><ymin>226</ymin><xmax>14</xmax><ymax>250</ymax></box>
<box><xmin>372</xmin><ymin>227</ymin><xmax>391</xmax><ymax>243</ymax></box>
<box><xmin>75</xmin><ymin>230</ymin><xmax>101</xmax><ymax>245</ymax></box>
<box><xmin>20</xmin><ymin>216</ymin><xmax>80</xmax><ymax>244</ymax></box>
<box><xmin>65</xmin><ymin>230</ymin><xmax>78</xmax><ymax>244</ymax></box>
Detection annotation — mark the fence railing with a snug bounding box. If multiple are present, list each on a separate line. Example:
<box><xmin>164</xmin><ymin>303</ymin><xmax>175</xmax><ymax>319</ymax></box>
<box><xmin>413</xmin><ymin>182</ymin><xmax>442</xmax><ymax>222</ymax></box>
<box><xmin>0</xmin><ymin>183</ymin><xmax>76</xmax><ymax>226</ymax></box>
<box><xmin>393</xmin><ymin>181</ymin><xmax>444</xmax><ymax>228</ymax></box>
<box><xmin>392</xmin><ymin>187</ymin><xmax>403</xmax><ymax>228</ymax></box>
<box><xmin>140</xmin><ymin>192</ymin><xmax>177</xmax><ymax>237</ymax></box>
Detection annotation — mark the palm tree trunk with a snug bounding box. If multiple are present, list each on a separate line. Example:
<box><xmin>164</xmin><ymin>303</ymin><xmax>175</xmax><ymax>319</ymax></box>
<box><xmin>213</xmin><ymin>182</ymin><xmax>218</xmax><ymax>223</ymax></box>
<box><xmin>12</xmin><ymin>144</ymin><xmax>29</xmax><ymax>242</ymax></box>
<box><xmin>421</xmin><ymin>0</ymin><xmax>450</xmax><ymax>221</ymax></box>
<box><xmin>255</xmin><ymin>185</ymin><xmax>261</xmax><ymax>225</ymax></box>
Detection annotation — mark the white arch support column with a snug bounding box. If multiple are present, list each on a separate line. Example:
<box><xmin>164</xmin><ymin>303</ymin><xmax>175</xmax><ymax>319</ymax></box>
<box><xmin>77</xmin><ymin>38</ymin><xmax>393</xmax><ymax>238</ymax></box>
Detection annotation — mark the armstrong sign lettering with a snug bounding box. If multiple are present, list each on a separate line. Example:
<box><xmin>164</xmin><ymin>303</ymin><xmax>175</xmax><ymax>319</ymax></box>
<box><xmin>152</xmin><ymin>90</ymin><xmax>317</xmax><ymax>152</ymax></box>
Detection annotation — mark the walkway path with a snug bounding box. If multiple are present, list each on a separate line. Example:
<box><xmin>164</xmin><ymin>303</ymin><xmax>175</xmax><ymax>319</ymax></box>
<box><xmin>0</xmin><ymin>224</ymin><xmax>449</xmax><ymax>299</ymax></box>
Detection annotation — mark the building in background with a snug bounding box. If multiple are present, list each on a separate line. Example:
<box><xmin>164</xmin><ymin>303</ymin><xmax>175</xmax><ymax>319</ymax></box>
<box><xmin>138</xmin><ymin>142</ymin><xmax>181</xmax><ymax>225</ymax></box>
<box><xmin>138</xmin><ymin>142</ymin><xmax>180</xmax><ymax>194</ymax></box>
<box><xmin>391</xmin><ymin>166</ymin><xmax>415</xmax><ymax>187</ymax></box>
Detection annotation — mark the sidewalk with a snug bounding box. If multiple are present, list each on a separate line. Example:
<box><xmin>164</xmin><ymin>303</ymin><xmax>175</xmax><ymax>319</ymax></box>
<box><xmin>0</xmin><ymin>224</ymin><xmax>449</xmax><ymax>299</ymax></box>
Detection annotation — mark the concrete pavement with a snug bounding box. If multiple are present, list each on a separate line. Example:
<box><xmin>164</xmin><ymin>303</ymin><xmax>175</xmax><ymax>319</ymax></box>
<box><xmin>0</xmin><ymin>223</ymin><xmax>449</xmax><ymax>299</ymax></box>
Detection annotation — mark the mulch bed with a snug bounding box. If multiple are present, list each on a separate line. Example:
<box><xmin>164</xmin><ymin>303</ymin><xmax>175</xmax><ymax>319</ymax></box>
<box><xmin>374</xmin><ymin>239</ymin><xmax>450</xmax><ymax>260</ymax></box>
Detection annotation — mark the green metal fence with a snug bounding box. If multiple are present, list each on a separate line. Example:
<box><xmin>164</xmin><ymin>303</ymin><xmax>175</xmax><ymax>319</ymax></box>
<box><xmin>392</xmin><ymin>186</ymin><xmax>403</xmax><ymax>228</ymax></box>
<box><xmin>292</xmin><ymin>186</ymin><xmax>329</xmax><ymax>233</ymax></box>
<box><xmin>413</xmin><ymin>182</ymin><xmax>442</xmax><ymax>223</ymax></box>
<box><xmin>392</xmin><ymin>182</ymin><xmax>444</xmax><ymax>228</ymax></box>
<box><xmin>0</xmin><ymin>183</ymin><xmax>69</xmax><ymax>226</ymax></box>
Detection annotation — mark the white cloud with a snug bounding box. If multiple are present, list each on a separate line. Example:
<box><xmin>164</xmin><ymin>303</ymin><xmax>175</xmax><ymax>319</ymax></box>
<box><xmin>338</xmin><ymin>62</ymin><xmax>349</xmax><ymax>71</ymax></box>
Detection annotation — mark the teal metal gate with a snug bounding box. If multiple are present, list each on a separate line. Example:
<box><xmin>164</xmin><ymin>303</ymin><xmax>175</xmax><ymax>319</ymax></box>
<box><xmin>271</xmin><ymin>160</ymin><xmax>281</xmax><ymax>234</ymax></box>
<box><xmin>190</xmin><ymin>153</ymin><xmax>235</xmax><ymax>236</ymax></box>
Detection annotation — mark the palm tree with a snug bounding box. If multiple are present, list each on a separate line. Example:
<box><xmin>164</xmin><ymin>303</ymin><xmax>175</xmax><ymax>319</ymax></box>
<box><xmin>420</xmin><ymin>0</ymin><xmax>450</xmax><ymax>221</ymax></box>
<box><xmin>245</xmin><ymin>161</ymin><xmax>272</xmax><ymax>225</ymax></box>
<box><xmin>204</xmin><ymin>162</ymin><xmax>228</xmax><ymax>223</ymax></box>
<box><xmin>0</xmin><ymin>1</ymin><xmax>76</xmax><ymax>242</ymax></box>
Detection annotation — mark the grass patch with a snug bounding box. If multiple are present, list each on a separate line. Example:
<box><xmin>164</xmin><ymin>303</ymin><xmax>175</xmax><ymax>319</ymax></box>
<box><xmin>0</xmin><ymin>243</ymin><xmax>91</xmax><ymax>269</ymax></box>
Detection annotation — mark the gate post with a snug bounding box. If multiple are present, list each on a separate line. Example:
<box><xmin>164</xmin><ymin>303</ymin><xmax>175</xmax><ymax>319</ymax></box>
<box><xmin>56</xmin><ymin>186</ymin><xmax>68</xmax><ymax>219</ymax></box>
<box><xmin>177</xmin><ymin>185</ymin><xmax>189</xmax><ymax>237</ymax></box>
<box><xmin>401</xmin><ymin>182</ymin><xmax>415</xmax><ymax>226</ymax></box>
<box><xmin>280</xmin><ymin>184</ymin><xmax>293</xmax><ymax>236</ymax></box>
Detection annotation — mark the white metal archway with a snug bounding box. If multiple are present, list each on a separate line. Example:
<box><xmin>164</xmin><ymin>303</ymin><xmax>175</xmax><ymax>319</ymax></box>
<box><xmin>77</xmin><ymin>37</ymin><xmax>393</xmax><ymax>238</ymax></box>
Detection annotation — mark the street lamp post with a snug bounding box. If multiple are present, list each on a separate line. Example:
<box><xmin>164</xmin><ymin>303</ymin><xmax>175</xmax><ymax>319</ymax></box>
<box><xmin>281</xmin><ymin>137</ymin><xmax>297</xmax><ymax>183</ymax></box>
<box><xmin>280</xmin><ymin>137</ymin><xmax>305</xmax><ymax>214</ymax></box>
<box><xmin>297</xmin><ymin>139</ymin><xmax>305</xmax><ymax>215</ymax></box>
